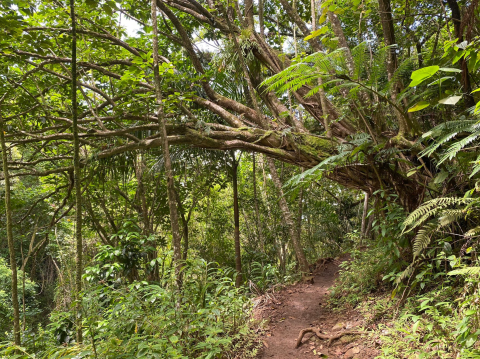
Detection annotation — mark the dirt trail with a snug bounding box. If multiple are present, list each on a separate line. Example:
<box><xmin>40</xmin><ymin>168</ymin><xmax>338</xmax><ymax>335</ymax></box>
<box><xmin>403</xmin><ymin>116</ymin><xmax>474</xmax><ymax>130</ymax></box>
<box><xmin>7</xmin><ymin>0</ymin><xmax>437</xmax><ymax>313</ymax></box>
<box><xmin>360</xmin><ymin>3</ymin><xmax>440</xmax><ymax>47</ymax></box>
<box><xmin>254</xmin><ymin>259</ymin><xmax>379</xmax><ymax>359</ymax></box>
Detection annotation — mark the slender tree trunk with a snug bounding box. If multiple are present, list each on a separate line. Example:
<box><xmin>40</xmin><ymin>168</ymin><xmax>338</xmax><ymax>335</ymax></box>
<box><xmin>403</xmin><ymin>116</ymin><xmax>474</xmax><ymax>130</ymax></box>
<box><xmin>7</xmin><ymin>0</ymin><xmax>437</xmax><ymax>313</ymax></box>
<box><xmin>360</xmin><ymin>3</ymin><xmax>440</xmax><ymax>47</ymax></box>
<box><xmin>182</xmin><ymin>219</ymin><xmax>189</xmax><ymax>261</ymax></box>
<box><xmin>297</xmin><ymin>186</ymin><xmax>303</xmax><ymax>242</ymax></box>
<box><xmin>377</xmin><ymin>0</ymin><xmax>406</xmax><ymax>135</ymax></box>
<box><xmin>232</xmin><ymin>153</ymin><xmax>242</xmax><ymax>287</ymax></box>
<box><xmin>252</xmin><ymin>153</ymin><xmax>264</xmax><ymax>251</ymax></box>
<box><xmin>151</xmin><ymin>0</ymin><xmax>183</xmax><ymax>281</ymax></box>
<box><xmin>244</xmin><ymin>0</ymin><xmax>254</xmax><ymax>29</ymax></box>
<box><xmin>311</xmin><ymin>0</ymin><xmax>316</xmax><ymax>32</ymax></box>
<box><xmin>70</xmin><ymin>0</ymin><xmax>83</xmax><ymax>343</ymax></box>
<box><xmin>259</xmin><ymin>0</ymin><xmax>265</xmax><ymax>36</ymax></box>
<box><xmin>318</xmin><ymin>77</ymin><xmax>331</xmax><ymax>137</ymax></box>
<box><xmin>0</xmin><ymin>118</ymin><xmax>21</xmax><ymax>346</ymax></box>
<box><xmin>361</xmin><ymin>192</ymin><xmax>369</xmax><ymax>238</ymax></box>
<box><xmin>267</xmin><ymin>158</ymin><xmax>309</xmax><ymax>273</ymax></box>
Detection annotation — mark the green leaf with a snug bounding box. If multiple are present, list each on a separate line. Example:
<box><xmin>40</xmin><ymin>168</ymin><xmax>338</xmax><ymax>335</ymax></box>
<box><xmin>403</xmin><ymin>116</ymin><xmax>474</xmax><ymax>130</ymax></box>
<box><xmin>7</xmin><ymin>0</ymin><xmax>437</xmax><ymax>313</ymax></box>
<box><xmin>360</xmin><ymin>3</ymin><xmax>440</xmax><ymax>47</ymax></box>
<box><xmin>304</xmin><ymin>27</ymin><xmax>328</xmax><ymax>41</ymax></box>
<box><xmin>406</xmin><ymin>169</ymin><xmax>417</xmax><ymax>177</ymax></box>
<box><xmin>408</xmin><ymin>101</ymin><xmax>430</xmax><ymax>112</ymax></box>
<box><xmin>409</xmin><ymin>66</ymin><xmax>440</xmax><ymax>87</ymax></box>
<box><xmin>438</xmin><ymin>95</ymin><xmax>462</xmax><ymax>105</ymax></box>
<box><xmin>475</xmin><ymin>101</ymin><xmax>480</xmax><ymax>114</ymax></box>
<box><xmin>439</xmin><ymin>67</ymin><xmax>462</xmax><ymax>73</ymax></box>
<box><xmin>471</xmin><ymin>88</ymin><xmax>480</xmax><ymax>94</ymax></box>
<box><xmin>412</xmin><ymin>320</ymin><xmax>420</xmax><ymax>333</ymax></box>
<box><xmin>452</xmin><ymin>50</ymin><xmax>465</xmax><ymax>64</ymax></box>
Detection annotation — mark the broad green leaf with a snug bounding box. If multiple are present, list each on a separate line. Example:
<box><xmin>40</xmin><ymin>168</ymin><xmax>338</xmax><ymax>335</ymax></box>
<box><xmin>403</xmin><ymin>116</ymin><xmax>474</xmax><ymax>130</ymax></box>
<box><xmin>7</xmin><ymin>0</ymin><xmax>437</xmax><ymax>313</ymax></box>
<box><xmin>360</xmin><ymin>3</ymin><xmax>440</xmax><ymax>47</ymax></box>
<box><xmin>438</xmin><ymin>96</ymin><xmax>462</xmax><ymax>105</ymax></box>
<box><xmin>408</xmin><ymin>101</ymin><xmax>430</xmax><ymax>112</ymax></box>
<box><xmin>409</xmin><ymin>66</ymin><xmax>440</xmax><ymax>87</ymax></box>
<box><xmin>471</xmin><ymin>88</ymin><xmax>480</xmax><ymax>94</ymax></box>
<box><xmin>452</xmin><ymin>50</ymin><xmax>465</xmax><ymax>64</ymax></box>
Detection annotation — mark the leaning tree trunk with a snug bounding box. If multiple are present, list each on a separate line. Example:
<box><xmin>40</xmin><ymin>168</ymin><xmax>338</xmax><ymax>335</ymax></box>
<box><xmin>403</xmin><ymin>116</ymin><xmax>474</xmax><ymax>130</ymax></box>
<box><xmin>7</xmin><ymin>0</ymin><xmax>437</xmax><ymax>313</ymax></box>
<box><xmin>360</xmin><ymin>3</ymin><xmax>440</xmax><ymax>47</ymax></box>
<box><xmin>69</xmin><ymin>0</ymin><xmax>83</xmax><ymax>343</ymax></box>
<box><xmin>0</xmin><ymin>118</ymin><xmax>21</xmax><ymax>346</ymax></box>
<box><xmin>232</xmin><ymin>153</ymin><xmax>242</xmax><ymax>287</ymax></box>
<box><xmin>267</xmin><ymin>158</ymin><xmax>309</xmax><ymax>273</ymax></box>
<box><xmin>151</xmin><ymin>0</ymin><xmax>183</xmax><ymax>281</ymax></box>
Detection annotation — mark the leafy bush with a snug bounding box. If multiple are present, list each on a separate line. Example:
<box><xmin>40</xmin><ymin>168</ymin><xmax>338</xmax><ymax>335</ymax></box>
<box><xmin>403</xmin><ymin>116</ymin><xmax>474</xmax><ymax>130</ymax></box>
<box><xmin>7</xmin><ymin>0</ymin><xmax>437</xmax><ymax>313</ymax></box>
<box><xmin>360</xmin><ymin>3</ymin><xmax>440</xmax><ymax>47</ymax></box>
<box><xmin>245</xmin><ymin>261</ymin><xmax>298</xmax><ymax>294</ymax></box>
<box><xmin>1</xmin><ymin>253</ymin><xmax>259</xmax><ymax>359</ymax></box>
<box><xmin>0</xmin><ymin>258</ymin><xmax>39</xmax><ymax>341</ymax></box>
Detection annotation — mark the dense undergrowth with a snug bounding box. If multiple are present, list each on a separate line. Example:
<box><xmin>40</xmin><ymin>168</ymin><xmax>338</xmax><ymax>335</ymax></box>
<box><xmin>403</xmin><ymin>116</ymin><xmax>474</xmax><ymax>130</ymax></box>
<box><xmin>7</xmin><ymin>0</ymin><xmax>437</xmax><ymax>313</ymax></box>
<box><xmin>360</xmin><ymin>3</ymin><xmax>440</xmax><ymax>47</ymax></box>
<box><xmin>328</xmin><ymin>198</ymin><xmax>480</xmax><ymax>358</ymax></box>
<box><xmin>1</xmin><ymin>252</ymin><xmax>263</xmax><ymax>358</ymax></box>
<box><xmin>0</xmin><ymin>222</ymin><xmax>302</xmax><ymax>359</ymax></box>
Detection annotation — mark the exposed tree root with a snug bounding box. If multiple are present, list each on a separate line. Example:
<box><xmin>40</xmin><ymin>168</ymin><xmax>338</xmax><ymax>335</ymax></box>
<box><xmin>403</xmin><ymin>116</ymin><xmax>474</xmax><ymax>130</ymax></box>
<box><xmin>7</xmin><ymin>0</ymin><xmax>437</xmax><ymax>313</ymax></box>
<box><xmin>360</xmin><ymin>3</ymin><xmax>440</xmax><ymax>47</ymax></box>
<box><xmin>295</xmin><ymin>328</ymin><xmax>367</xmax><ymax>348</ymax></box>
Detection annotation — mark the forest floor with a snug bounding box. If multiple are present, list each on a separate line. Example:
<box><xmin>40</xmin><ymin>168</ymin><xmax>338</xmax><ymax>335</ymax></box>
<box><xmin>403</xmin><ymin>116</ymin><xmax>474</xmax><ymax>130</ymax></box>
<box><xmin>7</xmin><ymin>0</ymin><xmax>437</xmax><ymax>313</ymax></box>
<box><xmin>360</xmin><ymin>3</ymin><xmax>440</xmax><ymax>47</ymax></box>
<box><xmin>253</xmin><ymin>258</ymin><xmax>380</xmax><ymax>359</ymax></box>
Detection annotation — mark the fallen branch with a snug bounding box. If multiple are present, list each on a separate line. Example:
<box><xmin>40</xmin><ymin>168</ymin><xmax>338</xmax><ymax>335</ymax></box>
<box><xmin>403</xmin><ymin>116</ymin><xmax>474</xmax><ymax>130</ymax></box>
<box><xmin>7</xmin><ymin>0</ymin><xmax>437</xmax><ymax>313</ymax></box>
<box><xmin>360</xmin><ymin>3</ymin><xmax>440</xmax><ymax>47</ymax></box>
<box><xmin>295</xmin><ymin>328</ymin><xmax>367</xmax><ymax>348</ymax></box>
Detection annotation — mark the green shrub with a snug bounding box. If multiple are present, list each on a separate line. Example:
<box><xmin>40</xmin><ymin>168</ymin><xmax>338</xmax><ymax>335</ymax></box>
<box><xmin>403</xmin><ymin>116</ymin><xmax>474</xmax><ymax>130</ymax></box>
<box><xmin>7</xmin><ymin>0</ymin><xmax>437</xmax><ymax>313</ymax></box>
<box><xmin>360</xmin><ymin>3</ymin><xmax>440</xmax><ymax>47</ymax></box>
<box><xmin>1</xmin><ymin>253</ymin><xmax>259</xmax><ymax>359</ymax></box>
<box><xmin>0</xmin><ymin>258</ymin><xmax>39</xmax><ymax>341</ymax></box>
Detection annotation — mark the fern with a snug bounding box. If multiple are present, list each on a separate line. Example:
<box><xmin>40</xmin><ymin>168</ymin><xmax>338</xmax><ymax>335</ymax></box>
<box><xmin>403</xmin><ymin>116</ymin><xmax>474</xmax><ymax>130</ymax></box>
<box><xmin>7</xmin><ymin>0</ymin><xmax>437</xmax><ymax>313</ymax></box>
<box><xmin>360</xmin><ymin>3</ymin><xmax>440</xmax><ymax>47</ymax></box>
<box><xmin>412</xmin><ymin>221</ymin><xmax>438</xmax><ymax>258</ymax></box>
<box><xmin>403</xmin><ymin>197</ymin><xmax>473</xmax><ymax>231</ymax></box>
<box><xmin>448</xmin><ymin>267</ymin><xmax>480</xmax><ymax>276</ymax></box>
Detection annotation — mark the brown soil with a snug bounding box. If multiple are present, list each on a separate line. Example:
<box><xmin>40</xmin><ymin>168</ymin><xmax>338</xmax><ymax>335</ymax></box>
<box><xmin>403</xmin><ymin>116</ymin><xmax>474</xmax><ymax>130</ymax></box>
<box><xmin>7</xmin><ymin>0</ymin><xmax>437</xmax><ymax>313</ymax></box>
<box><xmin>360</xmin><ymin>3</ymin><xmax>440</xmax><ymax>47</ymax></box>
<box><xmin>253</xmin><ymin>259</ymin><xmax>379</xmax><ymax>359</ymax></box>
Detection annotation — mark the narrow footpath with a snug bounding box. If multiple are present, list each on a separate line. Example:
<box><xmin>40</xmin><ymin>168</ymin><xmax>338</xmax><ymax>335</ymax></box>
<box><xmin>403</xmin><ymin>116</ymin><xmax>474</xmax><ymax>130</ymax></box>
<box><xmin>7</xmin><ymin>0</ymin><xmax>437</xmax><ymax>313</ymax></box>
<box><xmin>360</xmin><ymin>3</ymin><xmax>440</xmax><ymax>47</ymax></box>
<box><xmin>254</xmin><ymin>259</ymin><xmax>379</xmax><ymax>359</ymax></box>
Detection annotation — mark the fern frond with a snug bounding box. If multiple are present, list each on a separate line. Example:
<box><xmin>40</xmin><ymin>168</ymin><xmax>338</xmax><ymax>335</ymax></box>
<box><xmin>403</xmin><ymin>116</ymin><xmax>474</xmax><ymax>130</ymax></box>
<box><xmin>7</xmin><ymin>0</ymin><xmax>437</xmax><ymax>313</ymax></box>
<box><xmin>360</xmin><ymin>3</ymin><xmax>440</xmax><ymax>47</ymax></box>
<box><xmin>465</xmin><ymin>226</ymin><xmax>480</xmax><ymax>237</ymax></box>
<box><xmin>350</xmin><ymin>42</ymin><xmax>369</xmax><ymax>80</ymax></box>
<box><xmin>403</xmin><ymin>197</ymin><xmax>474</xmax><ymax>231</ymax></box>
<box><xmin>412</xmin><ymin>221</ymin><xmax>438</xmax><ymax>257</ymax></box>
<box><xmin>448</xmin><ymin>267</ymin><xmax>480</xmax><ymax>276</ymax></box>
<box><xmin>438</xmin><ymin>209</ymin><xmax>465</xmax><ymax>227</ymax></box>
<box><xmin>438</xmin><ymin>133</ymin><xmax>480</xmax><ymax>165</ymax></box>
<box><xmin>386</xmin><ymin>57</ymin><xmax>415</xmax><ymax>92</ymax></box>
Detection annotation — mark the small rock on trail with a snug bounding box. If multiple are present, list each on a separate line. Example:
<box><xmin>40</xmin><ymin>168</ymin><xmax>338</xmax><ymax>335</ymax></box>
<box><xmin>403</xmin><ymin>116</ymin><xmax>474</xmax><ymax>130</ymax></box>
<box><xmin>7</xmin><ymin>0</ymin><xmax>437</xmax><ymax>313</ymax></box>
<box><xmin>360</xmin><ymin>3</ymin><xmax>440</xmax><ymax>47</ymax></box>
<box><xmin>253</xmin><ymin>259</ymin><xmax>379</xmax><ymax>359</ymax></box>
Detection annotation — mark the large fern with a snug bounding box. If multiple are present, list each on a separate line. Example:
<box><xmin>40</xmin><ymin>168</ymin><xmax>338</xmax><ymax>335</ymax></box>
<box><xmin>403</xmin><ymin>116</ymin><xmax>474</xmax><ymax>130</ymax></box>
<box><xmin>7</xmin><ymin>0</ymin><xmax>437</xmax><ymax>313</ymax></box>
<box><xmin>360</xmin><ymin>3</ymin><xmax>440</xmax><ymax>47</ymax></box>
<box><xmin>403</xmin><ymin>197</ymin><xmax>474</xmax><ymax>231</ymax></box>
<box><xmin>262</xmin><ymin>43</ymin><xmax>410</xmax><ymax>104</ymax></box>
<box><xmin>421</xmin><ymin>118</ymin><xmax>480</xmax><ymax>177</ymax></box>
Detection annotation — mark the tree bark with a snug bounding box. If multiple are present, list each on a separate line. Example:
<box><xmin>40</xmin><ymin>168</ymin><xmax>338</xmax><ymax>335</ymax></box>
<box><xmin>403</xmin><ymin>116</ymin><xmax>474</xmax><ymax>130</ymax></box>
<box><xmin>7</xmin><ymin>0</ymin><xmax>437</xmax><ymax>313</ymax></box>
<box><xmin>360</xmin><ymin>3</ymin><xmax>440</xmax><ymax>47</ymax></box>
<box><xmin>0</xmin><ymin>118</ymin><xmax>21</xmax><ymax>346</ymax></box>
<box><xmin>244</xmin><ymin>0</ymin><xmax>254</xmax><ymax>29</ymax></box>
<box><xmin>259</xmin><ymin>0</ymin><xmax>265</xmax><ymax>36</ymax></box>
<box><xmin>297</xmin><ymin>183</ymin><xmax>304</xmax><ymax>242</ymax></box>
<box><xmin>361</xmin><ymin>191</ymin><xmax>369</xmax><ymax>238</ymax></box>
<box><xmin>232</xmin><ymin>153</ymin><xmax>242</xmax><ymax>287</ymax></box>
<box><xmin>252</xmin><ymin>153</ymin><xmax>264</xmax><ymax>251</ymax></box>
<box><xmin>151</xmin><ymin>0</ymin><xmax>183</xmax><ymax>281</ymax></box>
<box><xmin>70</xmin><ymin>0</ymin><xmax>83</xmax><ymax>344</ymax></box>
<box><xmin>377</xmin><ymin>0</ymin><xmax>408</xmax><ymax>136</ymax></box>
<box><xmin>267</xmin><ymin>158</ymin><xmax>309</xmax><ymax>273</ymax></box>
